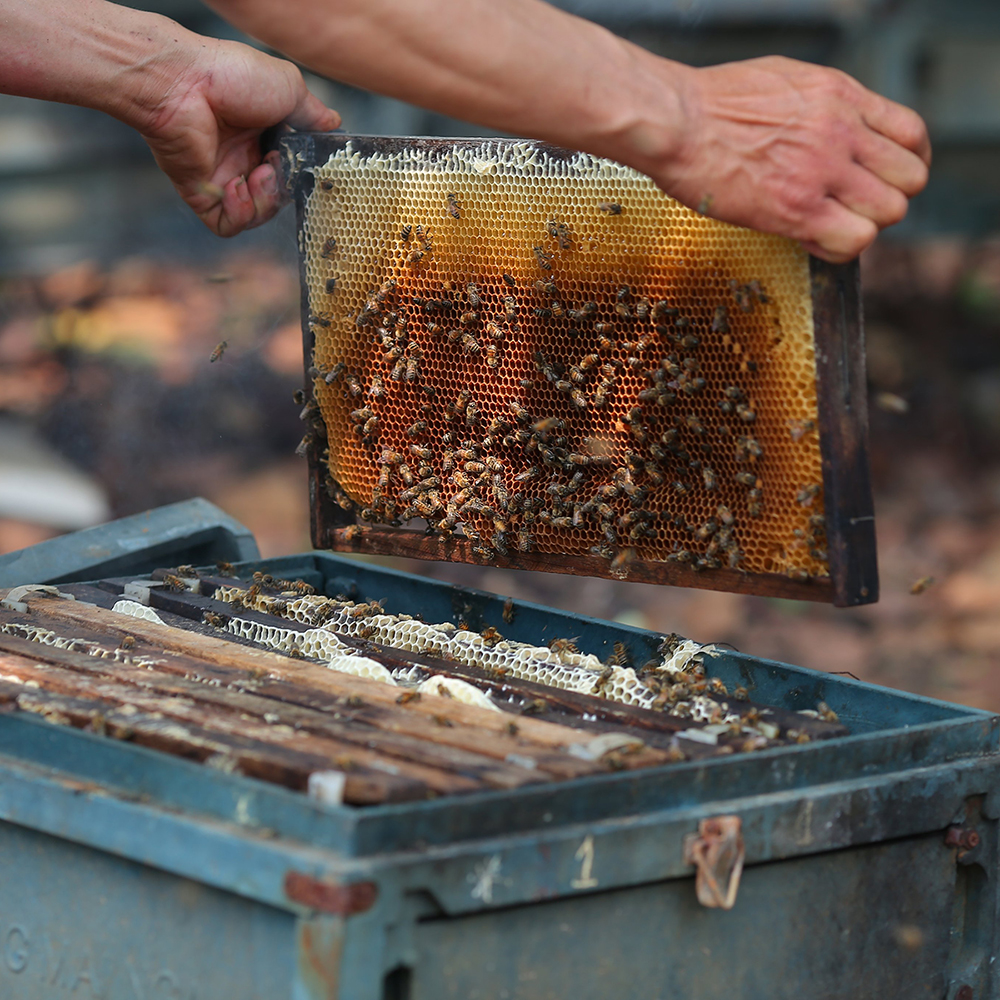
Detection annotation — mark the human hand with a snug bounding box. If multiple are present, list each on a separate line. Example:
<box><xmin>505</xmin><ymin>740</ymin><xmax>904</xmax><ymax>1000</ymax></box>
<box><xmin>140</xmin><ymin>38</ymin><xmax>340</xmax><ymax>237</ymax></box>
<box><xmin>655</xmin><ymin>56</ymin><xmax>930</xmax><ymax>262</ymax></box>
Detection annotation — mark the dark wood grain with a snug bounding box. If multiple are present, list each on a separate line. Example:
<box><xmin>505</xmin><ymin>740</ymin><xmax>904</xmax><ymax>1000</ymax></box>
<box><xmin>810</xmin><ymin>258</ymin><xmax>879</xmax><ymax>607</ymax></box>
<box><xmin>0</xmin><ymin>671</ymin><xmax>424</xmax><ymax>804</ymax></box>
<box><xmin>315</xmin><ymin>525</ymin><xmax>836</xmax><ymax>602</ymax></box>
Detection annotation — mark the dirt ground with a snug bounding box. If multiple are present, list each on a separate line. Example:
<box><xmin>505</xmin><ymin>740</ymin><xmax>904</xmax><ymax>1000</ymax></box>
<box><xmin>3</xmin><ymin>240</ymin><xmax>1000</xmax><ymax>710</ymax></box>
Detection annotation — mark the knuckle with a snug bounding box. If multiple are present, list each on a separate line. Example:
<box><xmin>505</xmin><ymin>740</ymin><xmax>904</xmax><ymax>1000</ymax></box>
<box><xmin>882</xmin><ymin>192</ymin><xmax>909</xmax><ymax>227</ymax></box>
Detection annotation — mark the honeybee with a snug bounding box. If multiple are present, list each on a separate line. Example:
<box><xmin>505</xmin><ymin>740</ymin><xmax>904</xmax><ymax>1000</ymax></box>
<box><xmin>321</xmin><ymin>362</ymin><xmax>345</xmax><ymax>386</ymax></box>
<box><xmin>694</xmin><ymin>520</ymin><xmax>718</xmax><ymax>543</ymax></box>
<box><xmin>736</xmin><ymin>436</ymin><xmax>763</xmax><ymax>460</ymax></box>
<box><xmin>407</xmin><ymin>249</ymin><xmax>425</xmax><ymax>265</ymax></box>
<box><xmin>390</xmin><ymin>358</ymin><xmax>406</xmax><ymax>382</ymax></box>
<box><xmin>816</xmin><ymin>701</ymin><xmax>839</xmax><ymax>723</ymax></box>
<box><xmin>515</xmin><ymin>466</ymin><xmax>539</xmax><ymax>483</ymax></box>
<box><xmin>711</xmin><ymin>305</ymin><xmax>729</xmax><ymax>333</ymax></box>
<box><xmin>796</xmin><ymin>483</ymin><xmax>821</xmax><ymax>506</ymax></box>
<box><xmin>345</xmin><ymin>374</ymin><xmax>363</xmax><ymax>397</ymax></box>
<box><xmin>401</xmin><ymin>224</ymin><xmax>413</xmax><ymax>242</ymax></box>
<box><xmin>533</xmin><ymin>246</ymin><xmax>553</xmax><ymax>270</ymax></box>
<box><xmin>485</xmin><ymin>343</ymin><xmax>499</xmax><ymax>368</ymax></box>
<box><xmin>161</xmin><ymin>573</ymin><xmax>187</xmax><ymax>593</ymax></box>
<box><xmin>320</xmin><ymin>237</ymin><xmax>337</xmax><ymax>259</ymax></box>
<box><xmin>569</xmin><ymin>389</ymin><xmax>587</xmax><ymax>409</ymax></box>
<box><xmin>736</xmin><ymin>404</ymin><xmax>757</xmax><ymax>423</ymax></box>
<box><xmin>447</xmin><ymin>193</ymin><xmax>461</xmax><ymax>218</ymax></box>
<box><xmin>209</xmin><ymin>340</ymin><xmax>228</xmax><ymax>363</ymax></box>
<box><xmin>506</xmin><ymin>401</ymin><xmax>529</xmax><ymax>424</ymax></box>
<box><xmin>610</xmin><ymin>547</ymin><xmax>637</xmax><ymax>574</ymax></box>
<box><xmin>461</xmin><ymin>333</ymin><xmax>480</xmax><ymax>355</ymax></box>
<box><xmin>598</xmin><ymin>201</ymin><xmax>623</xmax><ymax>215</ymax></box>
<box><xmin>532</xmin><ymin>416</ymin><xmax>562</xmax><ymax>434</ymax></box>
<box><xmin>549</xmin><ymin>637</ymin><xmax>579</xmax><ymax>657</ymax></box>
<box><xmin>405</xmin><ymin>355</ymin><xmax>421</xmax><ymax>382</ymax></box>
<box><xmin>702</xmin><ymin>467</ymin><xmax>717</xmax><ymax>491</ymax></box>
<box><xmin>466</xmin><ymin>401</ymin><xmax>480</xmax><ymax>426</ymax></box>
<box><xmin>546</xmin><ymin>219</ymin><xmax>572</xmax><ymax>249</ymax></box>
<box><xmin>406</xmin><ymin>420</ymin><xmax>427</xmax><ymax>438</ymax></box>
<box><xmin>615</xmin><ymin>302</ymin><xmax>632</xmax><ymax>319</ymax></box>
<box><xmin>319</xmin><ymin>179</ymin><xmax>334</xmax><ymax>191</ymax></box>
<box><xmin>502</xmin><ymin>273</ymin><xmax>517</xmax><ymax>287</ymax></box>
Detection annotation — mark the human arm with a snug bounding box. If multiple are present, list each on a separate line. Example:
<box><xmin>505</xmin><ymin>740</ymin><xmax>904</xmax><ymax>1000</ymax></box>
<box><xmin>205</xmin><ymin>0</ymin><xmax>930</xmax><ymax>261</ymax></box>
<box><xmin>0</xmin><ymin>0</ymin><xmax>339</xmax><ymax>235</ymax></box>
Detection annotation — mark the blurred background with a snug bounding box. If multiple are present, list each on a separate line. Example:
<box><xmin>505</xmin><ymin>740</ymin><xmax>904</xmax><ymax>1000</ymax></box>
<box><xmin>3</xmin><ymin>0</ymin><xmax>1000</xmax><ymax>708</ymax></box>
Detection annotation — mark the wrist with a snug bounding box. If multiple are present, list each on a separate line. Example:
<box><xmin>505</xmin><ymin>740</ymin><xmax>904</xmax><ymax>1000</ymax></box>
<box><xmin>85</xmin><ymin>12</ymin><xmax>208</xmax><ymax>135</ymax></box>
<box><xmin>586</xmin><ymin>42</ymin><xmax>694</xmax><ymax>181</ymax></box>
<box><xmin>0</xmin><ymin>0</ymin><xmax>206</xmax><ymax>135</ymax></box>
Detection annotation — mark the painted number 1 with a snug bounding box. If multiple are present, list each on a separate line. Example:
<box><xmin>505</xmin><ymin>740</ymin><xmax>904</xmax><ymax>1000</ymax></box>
<box><xmin>571</xmin><ymin>835</ymin><xmax>598</xmax><ymax>889</ymax></box>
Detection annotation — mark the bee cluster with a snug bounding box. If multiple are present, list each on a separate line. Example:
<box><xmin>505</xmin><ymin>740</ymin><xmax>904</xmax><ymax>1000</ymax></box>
<box><xmin>303</xmin><ymin>142</ymin><xmax>828</xmax><ymax>580</ymax></box>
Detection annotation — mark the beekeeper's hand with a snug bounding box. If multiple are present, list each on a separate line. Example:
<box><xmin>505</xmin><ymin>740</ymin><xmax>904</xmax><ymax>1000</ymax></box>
<box><xmin>656</xmin><ymin>56</ymin><xmax>930</xmax><ymax>262</ymax></box>
<box><xmin>0</xmin><ymin>0</ymin><xmax>339</xmax><ymax>237</ymax></box>
<box><xmin>138</xmin><ymin>39</ymin><xmax>339</xmax><ymax>236</ymax></box>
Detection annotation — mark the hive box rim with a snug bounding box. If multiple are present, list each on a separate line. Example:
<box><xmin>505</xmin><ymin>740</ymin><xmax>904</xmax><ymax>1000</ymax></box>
<box><xmin>0</xmin><ymin>549</ymin><xmax>987</xmax><ymax>860</ymax></box>
<box><xmin>283</xmin><ymin>132</ymin><xmax>877</xmax><ymax>608</ymax></box>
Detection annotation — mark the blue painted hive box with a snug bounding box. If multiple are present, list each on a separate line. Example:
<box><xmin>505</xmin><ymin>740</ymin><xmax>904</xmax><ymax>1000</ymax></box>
<box><xmin>0</xmin><ymin>500</ymin><xmax>995</xmax><ymax>1000</ymax></box>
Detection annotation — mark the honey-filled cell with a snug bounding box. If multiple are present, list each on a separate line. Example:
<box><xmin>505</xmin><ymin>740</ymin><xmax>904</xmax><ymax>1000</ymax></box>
<box><xmin>303</xmin><ymin>141</ymin><xmax>828</xmax><ymax>580</ymax></box>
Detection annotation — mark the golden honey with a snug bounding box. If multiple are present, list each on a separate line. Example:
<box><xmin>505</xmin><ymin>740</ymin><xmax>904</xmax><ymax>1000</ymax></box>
<box><xmin>303</xmin><ymin>141</ymin><xmax>827</xmax><ymax>578</ymax></box>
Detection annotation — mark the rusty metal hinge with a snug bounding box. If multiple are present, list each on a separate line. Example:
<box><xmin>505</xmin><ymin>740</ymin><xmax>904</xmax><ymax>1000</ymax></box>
<box><xmin>284</xmin><ymin>871</ymin><xmax>378</xmax><ymax>915</ymax></box>
<box><xmin>683</xmin><ymin>816</ymin><xmax>744</xmax><ymax>910</ymax></box>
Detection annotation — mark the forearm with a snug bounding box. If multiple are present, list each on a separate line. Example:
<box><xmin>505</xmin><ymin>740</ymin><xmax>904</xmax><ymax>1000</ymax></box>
<box><xmin>205</xmin><ymin>0</ymin><xmax>690</xmax><ymax>175</ymax></box>
<box><xmin>0</xmin><ymin>0</ymin><xmax>200</xmax><ymax>133</ymax></box>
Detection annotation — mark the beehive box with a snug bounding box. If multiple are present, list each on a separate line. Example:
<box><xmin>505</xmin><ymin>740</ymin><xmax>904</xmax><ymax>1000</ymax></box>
<box><xmin>281</xmin><ymin>134</ymin><xmax>875</xmax><ymax>607</ymax></box>
<box><xmin>0</xmin><ymin>496</ymin><xmax>995</xmax><ymax>1000</ymax></box>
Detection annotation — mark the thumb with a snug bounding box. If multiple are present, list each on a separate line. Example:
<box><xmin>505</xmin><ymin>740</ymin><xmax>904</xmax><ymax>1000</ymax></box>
<box><xmin>286</xmin><ymin>89</ymin><xmax>341</xmax><ymax>132</ymax></box>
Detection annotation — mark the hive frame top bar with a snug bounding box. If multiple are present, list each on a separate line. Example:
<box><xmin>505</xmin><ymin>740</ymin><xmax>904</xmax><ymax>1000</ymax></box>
<box><xmin>281</xmin><ymin>133</ymin><xmax>877</xmax><ymax>608</ymax></box>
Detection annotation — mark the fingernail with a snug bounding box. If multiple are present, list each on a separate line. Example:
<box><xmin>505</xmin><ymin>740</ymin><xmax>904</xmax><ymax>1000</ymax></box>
<box><xmin>236</xmin><ymin>176</ymin><xmax>251</xmax><ymax>203</ymax></box>
<box><xmin>261</xmin><ymin>165</ymin><xmax>277</xmax><ymax>196</ymax></box>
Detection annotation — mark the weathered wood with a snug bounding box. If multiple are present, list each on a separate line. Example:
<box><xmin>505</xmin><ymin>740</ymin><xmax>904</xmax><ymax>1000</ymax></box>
<box><xmin>0</xmin><ymin>596</ymin><xmax>619</xmax><ymax>759</ymax></box>
<box><xmin>0</xmin><ymin>677</ymin><xmax>422</xmax><ymax>804</ymax></box>
<box><xmin>0</xmin><ymin>631</ymin><xmax>552</xmax><ymax>790</ymax></box>
<box><xmin>0</xmin><ymin>610</ymin><xmax>646</xmax><ymax>777</ymax></box>
<box><xmin>314</xmin><ymin>525</ymin><xmax>836</xmax><ymax>603</ymax></box>
<box><xmin>810</xmin><ymin>257</ymin><xmax>879</xmax><ymax>607</ymax></box>
<box><xmin>0</xmin><ymin>652</ymin><xmax>487</xmax><ymax>798</ymax></box>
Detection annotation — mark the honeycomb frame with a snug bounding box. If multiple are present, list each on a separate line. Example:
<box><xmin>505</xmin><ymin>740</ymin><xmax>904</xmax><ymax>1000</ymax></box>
<box><xmin>281</xmin><ymin>134</ymin><xmax>877</xmax><ymax>608</ymax></box>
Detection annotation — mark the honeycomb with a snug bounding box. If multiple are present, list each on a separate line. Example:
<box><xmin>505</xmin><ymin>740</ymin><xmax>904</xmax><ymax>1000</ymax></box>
<box><xmin>214</xmin><ymin>584</ymin><xmax>729</xmax><ymax>718</ymax></box>
<box><xmin>303</xmin><ymin>140</ymin><xmax>827</xmax><ymax>579</ymax></box>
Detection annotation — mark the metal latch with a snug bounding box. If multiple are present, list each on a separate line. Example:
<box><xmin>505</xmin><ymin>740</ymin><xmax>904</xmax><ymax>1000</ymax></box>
<box><xmin>683</xmin><ymin>816</ymin><xmax>744</xmax><ymax>909</ymax></box>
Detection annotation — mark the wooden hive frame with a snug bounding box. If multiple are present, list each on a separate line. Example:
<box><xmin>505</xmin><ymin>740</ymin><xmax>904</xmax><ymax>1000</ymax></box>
<box><xmin>280</xmin><ymin>134</ymin><xmax>877</xmax><ymax>608</ymax></box>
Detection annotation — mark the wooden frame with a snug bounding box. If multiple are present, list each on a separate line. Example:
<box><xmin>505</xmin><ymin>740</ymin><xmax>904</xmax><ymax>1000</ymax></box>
<box><xmin>281</xmin><ymin>133</ymin><xmax>878</xmax><ymax>608</ymax></box>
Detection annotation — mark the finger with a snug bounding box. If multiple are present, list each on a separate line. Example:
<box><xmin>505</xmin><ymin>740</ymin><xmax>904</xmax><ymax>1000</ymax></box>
<box><xmin>798</xmin><ymin>197</ymin><xmax>878</xmax><ymax>263</ymax></box>
<box><xmin>245</xmin><ymin>162</ymin><xmax>282</xmax><ymax>229</ymax></box>
<box><xmin>853</xmin><ymin>128</ymin><xmax>929</xmax><ymax>197</ymax></box>
<box><xmin>829</xmin><ymin>164</ymin><xmax>909</xmax><ymax>230</ymax></box>
<box><xmin>216</xmin><ymin>174</ymin><xmax>256</xmax><ymax>238</ymax></box>
<box><xmin>285</xmin><ymin>90</ymin><xmax>341</xmax><ymax>132</ymax></box>
<box><xmin>856</xmin><ymin>90</ymin><xmax>931</xmax><ymax>166</ymax></box>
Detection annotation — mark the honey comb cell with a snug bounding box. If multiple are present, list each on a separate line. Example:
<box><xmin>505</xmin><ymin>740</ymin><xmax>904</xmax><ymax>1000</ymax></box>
<box><xmin>284</xmin><ymin>136</ymin><xmax>876</xmax><ymax>607</ymax></box>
